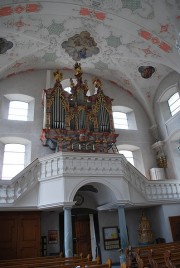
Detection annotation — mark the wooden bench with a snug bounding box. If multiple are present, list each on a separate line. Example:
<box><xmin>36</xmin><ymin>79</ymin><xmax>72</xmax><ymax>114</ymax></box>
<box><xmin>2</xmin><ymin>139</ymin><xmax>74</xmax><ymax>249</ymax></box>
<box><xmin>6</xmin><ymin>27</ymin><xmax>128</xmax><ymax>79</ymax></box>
<box><xmin>128</xmin><ymin>241</ymin><xmax>180</xmax><ymax>268</ymax></box>
<box><xmin>0</xmin><ymin>260</ymin><xmax>110</xmax><ymax>268</ymax></box>
<box><xmin>0</xmin><ymin>256</ymin><xmax>105</xmax><ymax>268</ymax></box>
<box><xmin>148</xmin><ymin>248</ymin><xmax>167</xmax><ymax>268</ymax></box>
<box><xmin>0</xmin><ymin>254</ymin><xmax>93</xmax><ymax>267</ymax></box>
<box><xmin>164</xmin><ymin>249</ymin><xmax>180</xmax><ymax>268</ymax></box>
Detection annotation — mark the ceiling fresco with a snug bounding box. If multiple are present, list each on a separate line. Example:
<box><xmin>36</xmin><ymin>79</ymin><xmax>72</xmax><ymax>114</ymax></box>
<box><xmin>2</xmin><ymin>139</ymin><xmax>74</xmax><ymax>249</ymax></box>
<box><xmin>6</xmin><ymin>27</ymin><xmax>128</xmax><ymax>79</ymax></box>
<box><xmin>0</xmin><ymin>38</ymin><xmax>13</xmax><ymax>54</ymax></box>
<box><xmin>62</xmin><ymin>31</ymin><xmax>100</xmax><ymax>61</ymax></box>
<box><xmin>0</xmin><ymin>0</ymin><xmax>180</xmax><ymax>124</ymax></box>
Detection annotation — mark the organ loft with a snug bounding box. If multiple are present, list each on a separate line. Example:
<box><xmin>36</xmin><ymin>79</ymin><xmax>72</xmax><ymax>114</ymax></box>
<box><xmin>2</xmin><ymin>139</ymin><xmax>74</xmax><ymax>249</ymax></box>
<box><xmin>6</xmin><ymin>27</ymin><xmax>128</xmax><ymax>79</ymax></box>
<box><xmin>41</xmin><ymin>62</ymin><xmax>119</xmax><ymax>153</ymax></box>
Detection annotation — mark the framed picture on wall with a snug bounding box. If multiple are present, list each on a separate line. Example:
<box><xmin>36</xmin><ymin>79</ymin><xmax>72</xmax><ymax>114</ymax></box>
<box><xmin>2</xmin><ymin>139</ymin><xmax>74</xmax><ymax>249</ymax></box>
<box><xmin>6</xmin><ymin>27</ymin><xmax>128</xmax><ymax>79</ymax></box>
<box><xmin>48</xmin><ymin>230</ymin><xmax>58</xmax><ymax>244</ymax></box>
<box><xmin>103</xmin><ymin>226</ymin><xmax>120</xmax><ymax>250</ymax></box>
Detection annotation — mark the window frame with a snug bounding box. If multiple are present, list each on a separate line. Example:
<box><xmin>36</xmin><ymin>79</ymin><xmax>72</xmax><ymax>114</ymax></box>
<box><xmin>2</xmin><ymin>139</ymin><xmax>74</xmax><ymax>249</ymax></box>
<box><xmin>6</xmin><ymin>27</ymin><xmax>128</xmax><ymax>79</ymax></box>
<box><xmin>2</xmin><ymin>143</ymin><xmax>26</xmax><ymax>180</ymax></box>
<box><xmin>112</xmin><ymin>106</ymin><xmax>137</xmax><ymax>130</ymax></box>
<box><xmin>0</xmin><ymin>137</ymin><xmax>31</xmax><ymax>180</ymax></box>
<box><xmin>113</xmin><ymin>111</ymin><xmax>128</xmax><ymax>129</ymax></box>
<box><xmin>117</xmin><ymin>144</ymin><xmax>145</xmax><ymax>175</ymax></box>
<box><xmin>4</xmin><ymin>94</ymin><xmax>35</xmax><ymax>121</ymax></box>
<box><xmin>8</xmin><ymin>100</ymin><xmax>28</xmax><ymax>121</ymax></box>
<box><xmin>119</xmin><ymin>150</ymin><xmax>134</xmax><ymax>166</ymax></box>
<box><xmin>168</xmin><ymin>92</ymin><xmax>180</xmax><ymax>116</ymax></box>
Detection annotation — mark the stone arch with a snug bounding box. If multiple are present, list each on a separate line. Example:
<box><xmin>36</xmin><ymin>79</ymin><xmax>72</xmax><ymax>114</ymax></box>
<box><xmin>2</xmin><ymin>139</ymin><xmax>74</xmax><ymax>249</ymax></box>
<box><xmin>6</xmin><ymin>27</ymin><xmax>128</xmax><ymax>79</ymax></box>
<box><xmin>68</xmin><ymin>178</ymin><xmax>126</xmax><ymax>206</ymax></box>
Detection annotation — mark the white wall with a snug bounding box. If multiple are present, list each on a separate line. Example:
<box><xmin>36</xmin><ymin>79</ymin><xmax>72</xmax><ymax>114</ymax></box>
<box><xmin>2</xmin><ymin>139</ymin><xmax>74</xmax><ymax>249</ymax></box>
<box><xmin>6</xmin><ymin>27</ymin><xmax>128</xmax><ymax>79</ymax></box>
<box><xmin>41</xmin><ymin>211</ymin><xmax>60</xmax><ymax>255</ymax></box>
<box><xmin>154</xmin><ymin>71</ymin><xmax>180</xmax><ymax>180</ymax></box>
<box><xmin>98</xmin><ymin>210</ymin><xmax>120</xmax><ymax>263</ymax></box>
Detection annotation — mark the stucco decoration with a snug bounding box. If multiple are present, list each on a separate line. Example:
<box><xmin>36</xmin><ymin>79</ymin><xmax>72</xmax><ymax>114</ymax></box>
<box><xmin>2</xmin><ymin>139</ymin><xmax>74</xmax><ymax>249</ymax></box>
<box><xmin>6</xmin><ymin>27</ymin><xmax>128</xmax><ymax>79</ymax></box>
<box><xmin>94</xmin><ymin>61</ymin><xmax>108</xmax><ymax>70</ymax></box>
<box><xmin>138</xmin><ymin>66</ymin><xmax>155</xmax><ymax>79</ymax></box>
<box><xmin>47</xmin><ymin>20</ymin><xmax>65</xmax><ymax>37</ymax></box>
<box><xmin>105</xmin><ymin>33</ymin><xmax>122</xmax><ymax>48</ymax></box>
<box><xmin>121</xmin><ymin>0</ymin><xmax>142</xmax><ymax>12</ymax></box>
<box><xmin>0</xmin><ymin>38</ymin><xmax>13</xmax><ymax>54</ymax></box>
<box><xmin>62</xmin><ymin>31</ymin><xmax>100</xmax><ymax>61</ymax></box>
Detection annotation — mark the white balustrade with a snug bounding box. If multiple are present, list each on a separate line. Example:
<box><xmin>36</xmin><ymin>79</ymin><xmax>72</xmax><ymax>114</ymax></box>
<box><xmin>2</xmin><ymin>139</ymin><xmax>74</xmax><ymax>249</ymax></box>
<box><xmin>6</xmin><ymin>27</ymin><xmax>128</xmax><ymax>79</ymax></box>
<box><xmin>0</xmin><ymin>153</ymin><xmax>180</xmax><ymax>205</ymax></box>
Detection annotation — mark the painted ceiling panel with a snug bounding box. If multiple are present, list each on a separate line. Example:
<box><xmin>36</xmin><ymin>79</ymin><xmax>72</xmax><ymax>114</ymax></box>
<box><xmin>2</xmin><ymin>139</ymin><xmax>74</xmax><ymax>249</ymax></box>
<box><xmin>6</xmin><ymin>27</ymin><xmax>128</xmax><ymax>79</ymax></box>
<box><xmin>0</xmin><ymin>0</ymin><xmax>179</xmax><ymax>123</ymax></box>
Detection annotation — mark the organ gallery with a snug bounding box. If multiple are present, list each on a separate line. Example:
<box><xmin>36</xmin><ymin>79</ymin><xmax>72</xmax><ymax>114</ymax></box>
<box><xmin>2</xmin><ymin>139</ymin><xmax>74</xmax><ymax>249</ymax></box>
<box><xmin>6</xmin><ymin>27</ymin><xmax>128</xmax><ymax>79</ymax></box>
<box><xmin>41</xmin><ymin>63</ymin><xmax>119</xmax><ymax>153</ymax></box>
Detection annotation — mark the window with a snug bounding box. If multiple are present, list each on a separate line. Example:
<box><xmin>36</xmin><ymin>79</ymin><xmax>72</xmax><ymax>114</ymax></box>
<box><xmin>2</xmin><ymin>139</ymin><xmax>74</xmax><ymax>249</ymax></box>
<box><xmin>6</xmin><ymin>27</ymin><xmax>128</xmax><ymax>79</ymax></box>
<box><xmin>62</xmin><ymin>78</ymin><xmax>93</xmax><ymax>96</ymax></box>
<box><xmin>112</xmin><ymin>106</ymin><xmax>137</xmax><ymax>130</ymax></box>
<box><xmin>8</xmin><ymin>101</ymin><xmax>28</xmax><ymax>121</ymax></box>
<box><xmin>119</xmin><ymin>150</ymin><xmax>134</xmax><ymax>165</ymax></box>
<box><xmin>2</xmin><ymin>144</ymin><xmax>25</xmax><ymax>180</ymax></box>
<box><xmin>113</xmin><ymin>112</ymin><xmax>128</xmax><ymax>129</ymax></box>
<box><xmin>168</xmin><ymin>92</ymin><xmax>180</xmax><ymax>116</ymax></box>
<box><xmin>4</xmin><ymin>94</ymin><xmax>35</xmax><ymax>121</ymax></box>
<box><xmin>64</xmin><ymin>87</ymin><xmax>71</xmax><ymax>94</ymax></box>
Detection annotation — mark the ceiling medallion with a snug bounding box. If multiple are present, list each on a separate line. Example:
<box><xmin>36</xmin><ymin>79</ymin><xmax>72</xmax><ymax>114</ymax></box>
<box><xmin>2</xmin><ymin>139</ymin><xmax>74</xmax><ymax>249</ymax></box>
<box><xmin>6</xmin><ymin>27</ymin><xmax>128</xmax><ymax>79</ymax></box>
<box><xmin>74</xmin><ymin>193</ymin><xmax>84</xmax><ymax>206</ymax></box>
<box><xmin>61</xmin><ymin>31</ymin><xmax>99</xmax><ymax>61</ymax></box>
<box><xmin>0</xmin><ymin>38</ymin><xmax>13</xmax><ymax>54</ymax></box>
<box><xmin>138</xmin><ymin>66</ymin><xmax>155</xmax><ymax>79</ymax></box>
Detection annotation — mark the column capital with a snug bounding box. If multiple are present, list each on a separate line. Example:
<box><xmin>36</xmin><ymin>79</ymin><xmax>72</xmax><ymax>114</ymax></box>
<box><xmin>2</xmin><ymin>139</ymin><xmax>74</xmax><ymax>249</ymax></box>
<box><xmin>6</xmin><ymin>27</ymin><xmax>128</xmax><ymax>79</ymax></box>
<box><xmin>63</xmin><ymin>202</ymin><xmax>75</xmax><ymax>210</ymax></box>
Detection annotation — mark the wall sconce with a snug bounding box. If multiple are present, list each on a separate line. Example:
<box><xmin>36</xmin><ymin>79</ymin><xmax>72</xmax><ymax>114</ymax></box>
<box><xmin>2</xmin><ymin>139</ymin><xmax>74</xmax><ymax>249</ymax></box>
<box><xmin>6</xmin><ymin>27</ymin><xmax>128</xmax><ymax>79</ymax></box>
<box><xmin>152</xmin><ymin>141</ymin><xmax>167</xmax><ymax>168</ymax></box>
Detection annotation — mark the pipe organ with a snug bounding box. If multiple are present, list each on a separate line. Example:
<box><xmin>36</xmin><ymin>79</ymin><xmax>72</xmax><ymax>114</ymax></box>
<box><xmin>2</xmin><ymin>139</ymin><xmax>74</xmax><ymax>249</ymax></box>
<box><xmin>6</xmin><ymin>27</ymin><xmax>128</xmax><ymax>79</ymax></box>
<box><xmin>41</xmin><ymin>63</ymin><xmax>119</xmax><ymax>153</ymax></box>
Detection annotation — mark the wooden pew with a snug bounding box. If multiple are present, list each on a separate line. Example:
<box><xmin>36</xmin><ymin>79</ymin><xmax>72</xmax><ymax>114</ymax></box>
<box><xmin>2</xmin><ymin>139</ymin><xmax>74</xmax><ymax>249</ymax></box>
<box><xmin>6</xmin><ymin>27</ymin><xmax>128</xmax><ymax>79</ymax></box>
<box><xmin>164</xmin><ymin>249</ymin><xmax>180</xmax><ymax>268</ymax></box>
<box><xmin>0</xmin><ymin>255</ymin><xmax>101</xmax><ymax>268</ymax></box>
<box><xmin>0</xmin><ymin>257</ymin><xmax>111</xmax><ymax>268</ymax></box>
<box><xmin>0</xmin><ymin>254</ymin><xmax>89</xmax><ymax>267</ymax></box>
<box><xmin>134</xmin><ymin>247</ymin><xmax>151</xmax><ymax>268</ymax></box>
<box><xmin>128</xmin><ymin>241</ymin><xmax>180</xmax><ymax>268</ymax></box>
<box><xmin>148</xmin><ymin>248</ymin><xmax>167</xmax><ymax>268</ymax></box>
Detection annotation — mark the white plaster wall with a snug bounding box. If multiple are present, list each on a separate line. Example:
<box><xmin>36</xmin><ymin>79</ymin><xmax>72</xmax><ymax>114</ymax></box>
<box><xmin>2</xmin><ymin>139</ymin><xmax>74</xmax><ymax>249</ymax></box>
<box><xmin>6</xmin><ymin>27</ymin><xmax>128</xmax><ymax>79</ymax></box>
<box><xmin>98</xmin><ymin>210</ymin><xmax>120</xmax><ymax>263</ymax></box>
<box><xmin>154</xmin><ymin>71</ymin><xmax>180</xmax><ymax>140</ymax></box>
<box><xmin>147</xmin><ymin>205</ymin><xmax>169</xmax><ymax>243</ymax></box>
<box><xmin>162</xmin><ymin>204</ymin><xmax>180</xmax><ymax>241</ymax></box>
<box><xmin>154</xmin><ymin>71</ymin><xmax>180</xmax><ymax>180</ymax></box>
<box><xmin>38</xmin><ymin>178</ymin><xmax>64</xmax><ymax>207</ymax></box>
<box><xmin>0</xmin><ymin>70</ymin><xmax>52</xmax><ymax>164</ymax></box>
<box><xmin>126</xmin><ymin>208</ymin><xmax>142</xmax><ymax>247</ymax></box>
<box><xmin>41</xmin><ymin>211</ymin><xmax>60</xmax><ymax>255</ymax></box>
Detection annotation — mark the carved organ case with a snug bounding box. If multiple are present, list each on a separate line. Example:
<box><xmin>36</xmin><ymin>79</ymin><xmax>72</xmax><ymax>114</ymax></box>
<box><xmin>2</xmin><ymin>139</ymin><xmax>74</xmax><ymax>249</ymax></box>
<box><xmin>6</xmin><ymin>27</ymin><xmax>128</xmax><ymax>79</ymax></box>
<box><xmin>41</xmin><ymin>63</ymin><xmax>119</xmax><ymax>153</ymax></box>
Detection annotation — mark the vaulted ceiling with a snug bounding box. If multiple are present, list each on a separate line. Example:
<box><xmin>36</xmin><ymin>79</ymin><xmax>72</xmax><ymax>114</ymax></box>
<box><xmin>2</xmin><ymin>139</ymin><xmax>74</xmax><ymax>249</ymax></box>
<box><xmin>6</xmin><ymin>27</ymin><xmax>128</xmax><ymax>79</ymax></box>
<box><xmin>0</xmin><ymin>0</ymin><xmax>180</xmax><ymax>123</ymax></box>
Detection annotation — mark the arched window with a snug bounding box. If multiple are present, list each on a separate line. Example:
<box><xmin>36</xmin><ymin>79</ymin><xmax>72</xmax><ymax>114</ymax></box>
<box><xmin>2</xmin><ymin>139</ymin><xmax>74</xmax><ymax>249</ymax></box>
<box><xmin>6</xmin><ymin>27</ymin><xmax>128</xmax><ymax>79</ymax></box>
<box><xmin>119</xmin><ymin>150</ymin><xmax>134</xmax><ymax>165</ymax></box>
<box><xmin>112</xmin><ymin>106</ymin><xmax>137</xmax><ymax>130</ymax></box>
<box><xmin>62</xmin><ymin>79</ymin><xmax>91</xmax><ymax>96</ymax></box>
<box><xmin>0</xmin><ymin>137</ymin><xmax>31</xmax><ymax>180</ymax></box>
<box><xmin>2</xmin><ymin>144</ymin><xmax>25</xmax><ymax>180</ymax></box>
<box><xmin>4</xmin><ymin>94</ymin><xmax>35</xmax><ymax>121</ymax></box>
<box><xmin>113</xmin><ymin>112</ymin><xmax>128</xmax><ymax>129</ymax></box>
<box><xmin>64</xmin><ymin>87</ymin><xmax>71</xmax><ymax>94</ymax></box>
<box><xmin>8</xmin><ymin>101</ymin><xmax>28</xmax><ymax>121</ymax></box>
<box><xmin>117</xmin><ymin>144</ymin><xmax>145</xmax><ymax>175</ymax></box>
<box><xmin>168</xmin><ymin>92</ymin><xmax>180</xmax><ymax>116</ymax></box>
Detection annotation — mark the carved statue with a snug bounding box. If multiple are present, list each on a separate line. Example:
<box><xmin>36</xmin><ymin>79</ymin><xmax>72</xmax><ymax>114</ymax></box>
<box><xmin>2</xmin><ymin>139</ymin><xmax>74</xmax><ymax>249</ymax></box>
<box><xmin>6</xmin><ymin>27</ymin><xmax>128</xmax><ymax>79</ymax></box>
<box><xmin>53</xmin><ymin>70</ymin><xmax>63</xmax><ymax>82</ymax></box>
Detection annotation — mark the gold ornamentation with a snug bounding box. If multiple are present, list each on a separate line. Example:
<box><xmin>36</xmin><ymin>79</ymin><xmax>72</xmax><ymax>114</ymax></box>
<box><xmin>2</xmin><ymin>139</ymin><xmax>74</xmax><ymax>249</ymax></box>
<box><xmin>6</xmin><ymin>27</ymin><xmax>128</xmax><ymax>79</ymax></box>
<box><xmin>53</xmin><ymin>70</ymin><xmax>63</xmax><ymax>82</ymax></box>
<box><xmin>138</xmin><ymin>211</ymin><xmax>154</xmax><ymax>244</ymax></box>
<box><xmin>70</xmin><ymin>77</ymin><xmax>75</xmax><ymax>87</ymax></box>
<box><xmin>93</xmin><ymin>78</ymin><xmax>102</xmax><ymax>89</ymax></box>
<box><xmin>74</xmin><ymin>62</ymin><xmax>82</xmax><ymax>76</ymax></box>
<box><xmin>41</xmin><ymin>64</ymin><xmax>119</xmax><ymax>153</ymax></box>
<box><xmin>157</xmin><ymin>155</ymin><xmax>167</xmax><ymax>168</ymax></box>
<box><xmin>78</xmin><ymin>106</ymin><xmax>85</xmax><ymax>113</ymax></box>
